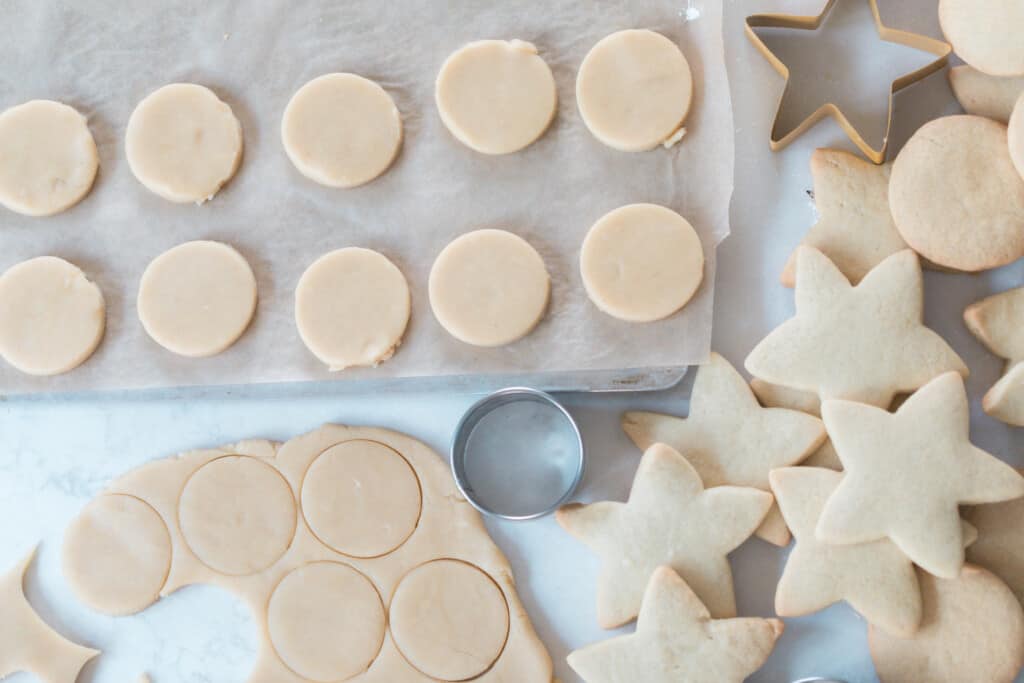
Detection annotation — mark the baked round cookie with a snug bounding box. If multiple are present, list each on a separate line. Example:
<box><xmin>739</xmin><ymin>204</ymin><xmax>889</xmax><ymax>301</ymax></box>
<box><xmin>282</xmin><ymin>73</ymin><xmax>402</xmax><ymax>188</ymax></box>
<box><xmin>436</xmin><ymin>40</ymin><xmax>557</xmax><ymax>155</ymax></box>
<box><xmin>939</xmin><ymin>0</ymin><xmax>1024</xmax><ymax>77</ymax></box>
<box><xmin>429</xmin><ymin>229</ymin><xmax>550</xmax><ymax>347</ymax></box>
<box><xmin>889</xmin><ymin>115</ymin><xmax>1024</xmax><ymax>271</ymax></box>
<box><xmin>581</xmin><ymin>203</ymin><xmax>703</xmax><ymax>322</ymax></box>
<box><xmin>1009</xmin><ymin>93</ymin><xmax>1024</xmax><ymax>182</ymax></box>
<box><xmin>0</xmin><ymin>256</ymin><xmax>105</xmax><ymax>376</ymax></box>
<box><xmin>0</xmin><ymin>100</ymin><xmax>98</xmax><ymax>216</ymax></box>
<box><xmin>126</xmin><ymin>83</ymin><xmax>243</xmax><ymax>203</ymax></box>
<box><xmin>138</xmin><ymin>240</ymin><xmax>257</xmax><ymax>358</ymax></box>
<box><xmin>948</xmin><ymin>65</ymin><xmax>1024</xmax><ymax>123</ymax></box>
<box><xmin>576</xmin><ymin>29</ymin><xmax>693</xmax><ymax>151</ymax></box>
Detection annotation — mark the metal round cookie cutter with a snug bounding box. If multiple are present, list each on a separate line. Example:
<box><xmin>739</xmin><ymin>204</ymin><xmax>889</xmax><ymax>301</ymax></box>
<box><xmin>451</xmin><ymin>387</ymin><xmax>585</xmax><ymax>520</ymax></box>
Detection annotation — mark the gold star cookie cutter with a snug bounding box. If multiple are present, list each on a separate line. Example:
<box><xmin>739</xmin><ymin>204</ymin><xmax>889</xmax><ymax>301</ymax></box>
<box><xmin>745</xmin><ymin>0</ymin><xmax>951</xmax><ymax>163</ymax></box>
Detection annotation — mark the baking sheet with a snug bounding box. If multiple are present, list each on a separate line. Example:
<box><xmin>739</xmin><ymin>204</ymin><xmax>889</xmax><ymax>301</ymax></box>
<box><xmin>0</xmin><ymin>0</ymin><xmax>732</xmax><ymax>395</ymax></box>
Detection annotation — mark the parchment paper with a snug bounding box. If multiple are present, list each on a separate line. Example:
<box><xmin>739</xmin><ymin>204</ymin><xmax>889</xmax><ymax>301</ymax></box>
<box><xmin>0</xmin><ymin>0</ymin><xmax>732</xmax><ymax>395</ymax></box>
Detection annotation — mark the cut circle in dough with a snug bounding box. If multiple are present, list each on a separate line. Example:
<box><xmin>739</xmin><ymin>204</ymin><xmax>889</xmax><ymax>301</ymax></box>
<box><xmin>581</xmin><ymin>203</ymin><xmax>704</xmax><ymax>322</ymax></box>
<box><xmin>301</xmin><ymin>439</ymin><xmax>421</xmax><ymax>558</ymax></box>
<box><xmin>295</xmin><ymin>247</ymin><xmax>411</xmax><ymax>371</ymax></box>
<box><xmin>1009</xmin><ymin>94</ymin><xmax>1024</xmax><ymax>182</ymax></box>
<box><xmin>0</xmin><ymin>256</ymin><xmax>105</xmax><ymax>376</ymax></box>
<box><xmin>0</xmin><ymin>100</ymin><xmax>98</xmax><ymax>217</ymax></box>
<box><xmin>178</xmin><ymin>455</ymin><xmax>296</xmax><ymax>576</ymax></box>
<box><xmin>576</xmin><ymin>29</ymin><xmax>693</xmax><ymax>151</ymax></box>
<box><xmin>126</xmin><ymin>83</ymin><xmax>243</xmax><ymax>203</ymax></box>
<box><xmin>138</xmin><ymin>240</ymin><xmax>257</xmax><ymax>358</ymax></box>
<box><xmin>268</xmin><ymin>562</ymin><xmax>385</xmax><ymax>682</ymax></box>
<box><xmin>428</xmin><ymin>229</ymin><xmax>550</xmax><ymax>347</ymax></box>
<box><xmin>939</xmin><ymin>0</ymin><xmax>1024</xmax><ymax>77</ymax></box>
<box><xmin>62</xmin><ymin>494</ymin><xmax>171</xmax><ymax>616</ymax></box>
<box><xmin>390</xmin><ymin>559</ymin><xmax>510</xmax><ymax>681</ymax></box>
<box><xmin>282</xmin><ymin>73</ymin><xmax>403</xmax><ymax>188</ymax></box>
<box><xmin>436</xmin><ymin>40</ymin><xmax>557</xmax><ymax>155</ymax></box>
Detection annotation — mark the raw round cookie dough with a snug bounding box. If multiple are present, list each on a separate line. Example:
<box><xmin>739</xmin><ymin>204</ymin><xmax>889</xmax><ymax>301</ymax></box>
<box><xmin>0</xmin><ymin>256</ymin><xmax>105</xmax><ymax>376</ymax></box>
<box><xmin>428</xmin><ymin>229</ymin><xmax>550</xmax><ymax>347</ymax></box>
<box><xmin>1009</xmin><ymin>94</ymin><xmax>1024</xmax><ymax>182</ymax></box>
<box><xmin>138</xmin><ymin>240</ymin><xmax>257</xmax><ymax>358</ymax></box>
<box><xmin>889</xmin><ymin>115</ymin><xmax>1024</xmax><ymax>271</ymax></box>
<box><xmin>0</xmin><ymin>100</ymin><xmax>98</xmax><ymax>216</ymax></box>
<box><xmin>581</xmin><ymin>203</ymin><xmax>704</xmax><ymax>322</ymax></box>
<box><xmin>939</xmin><ymin>0</ymin><xmax>1024</xmax><ymax>77</ymax></box>
<box><xmin>294</xmin><ymin>247</ymin><xmax>411</xmax><ymax>370</ymax></box>
<box><xmin>126</xmin><ymin>83</ymin><xmax>243</xmax><ymax>203</ymax></box>
<box><xmin>436</xmin><ymin>40</ymin><xmax>557</xmax><ymax>155</ymax></box>
<box><xmin>282</xmin><ymin>73</ymin><xmax>403</xmax><ymax>188</ymax></box>
<box><xmin>576</xmin><ymin>29</ymin><xmax>693</xmax><ymax>151</ymax></box>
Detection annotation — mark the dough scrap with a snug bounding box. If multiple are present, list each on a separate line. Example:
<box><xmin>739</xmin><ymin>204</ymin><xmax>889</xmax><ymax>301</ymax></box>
<box><xmin>282</xmin><ymin>73</ymin><xmax>402</xmax><ymax>188</ymax></box>
<box><xmin>964</xmin><ymin>286</ymin><xmax>1024</xmax><ymax>426</ymax></box>
<box><xmin>948</xmin><ymin>65</ymin><xmax>1024</xmax><ymax>123</ymax></box>
<box><xmin>939</xmin><ymin>0</ymin><xmax>1024</xmax><ymax>77</ymax></box>
<box><xmin>0</xmin><ymin>100</ymin><xmax>98</xmax><ymax>217</ymax></box>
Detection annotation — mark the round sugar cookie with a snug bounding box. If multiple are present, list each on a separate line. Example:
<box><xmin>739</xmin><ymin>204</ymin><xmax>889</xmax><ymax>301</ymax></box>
<box><xmin>939</xmin><ymin>0</ymin><xmax>1024</xmax><ymax>77</ymax></box>
<box><xmin>1009</xmin><ymin>94</ymin><xmax>1024</xmax><ymax>182</ymax></box>
<box><xmin>282</xmin><ymin>73</ymin><xmax>402</xmax><ymax>188</ymax></box>
<box><xmin>126</xmin><ymin>83</ymin><xmax>243</xmax><ymax>203</ymax></box>
<box><xmin>0</xmin><ymin>100</ymin><xmax>98</xmax><ymax>216</ymax></box>
<box><xmin>889</xmin><ymin>115</ymin><xmax>1024</xmax><ymax>272</ymax></box>
<box><xmin>581</xmin><ymin>203</ymin><xmax>703</xmax><ymax>322</ymax></box>
<box><xmin>428</xmin><ymin>229</ymin><xmax>550</xmax><ymax>347</ymax></box>
<box><xmin>0</xmin><ymin>256</ymin><xmax>105</xmax><ymax>376</ymax></box>
<box><xmin>576</xmin><ymin>29</ymin><xmax>693</xmax><ymax>151</ymax></box>
<box><xmin>436</xmin><ymin>40</ymin><xmax>557</xmax><ymax>155</ymax></box>
<box><xmin>295</xmin><ymin>247</ymin><xmax>410</xmax><ymax>370</ymax></box>
<box><xmin>138</xmin><ymin>240</ymin><xmax>257</xmax><ymax>358</ymax></box>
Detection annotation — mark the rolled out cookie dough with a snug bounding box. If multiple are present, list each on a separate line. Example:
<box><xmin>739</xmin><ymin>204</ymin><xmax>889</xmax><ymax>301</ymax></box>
<box><xmin>282</xmin><ymin>73</ymin><xmax>402</xmax><ymax>188</ymax></box>
<box><xmin>126</xmin><ymin>83</ymin><xmax>243</xmax><ymax>203</ymax></box>
<box><xmin>948</xmin><ymin>65</ymin><xmax>1024</xmax><ymax>123</ymax></box>
<box><xmin>0</xmin><ymin>100</ymin><xmax>98</xmax><ymax>216</ymax></box>
<box><xmin>295</xmin><ymin>247</ymin><xmax>411</xmax><ymax>370</ymax></box>
<box><xmin>436</xmin><ymin>40</ymin><xmax>557</xmax><ymax>155</ymax></box>
<box><xmin>138</xmin><ymin>240</ymin><xmax>257</xmax><ymax>358</ymax></box>
<box><xmin>1009</xmin><ymin>94</ymin><xmax>1024</xmax><ymax>182</ymax></box>
<box><xmin>939</xmin><ymin>0</ymin><xmax>1024</xmax><ymax>77</ymax></box>
<box><xmin>0</xmin><ymin>256</ymin><xmax>105</xmax><ymax>376</ymax></box>
<box><xmin>576</xmin><ymin>29</ymin><xmax>693</xmax><ymax>151</ymax></box>
<box><xmin>429</xmin><ymin>229</ymin><xmax>550</xmax><ymax>347</ymax></box>
<box><xmin>581</xmin><ymin>203</ymin><xmax>703</xmax><ymax>322</ymax></box>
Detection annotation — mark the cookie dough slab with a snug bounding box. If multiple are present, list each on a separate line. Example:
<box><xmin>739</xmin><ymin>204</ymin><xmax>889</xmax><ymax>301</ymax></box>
<box><xmin>964</xmin><ymin>286</ymin><xmax>1024</xmax><ymax>426</ymax></box>
<box><xmin>948</xmin><ymin>65</ymin><xmax>1024</xmax><ymax>122</ymax></box>
<box><xmin>939</xmin><ymin>0</ymin><xmax>1024</xmax><ymax>77</ymax></box>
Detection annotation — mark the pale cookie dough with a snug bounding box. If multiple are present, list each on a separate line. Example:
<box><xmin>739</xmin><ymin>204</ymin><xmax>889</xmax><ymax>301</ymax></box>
<box><xmin>576</xmin><ymin>29</ymin><xmax>693</xmax><ymax>151</ymax></box>
<box><xmin>436</xmin><ymin>40</ymin><xmax>556</xmax><ymax>155</ymax></box>
<box><xmin>948</xmin><ymin>65</ymin><xmax>1024</xmax><ymax>122</ymax></box>
<box><xmin>581</xmin><ymin>203</ymin><xmax>703</xmax><ymax>322</ymax></box>
<box><xmin>295</xmin><ymin>247</ymin><xmax>411</xmax><ymax>370</ymax></box>
<box><xmin>965</xmin><ymin>470</ymin><xmax>1024</xmax><ymax>606</ymax></box>
<box><xmin>939</xmin><ymin>0</ymin><xmax>1024</xmax><ymax>77</ymax></box>
<box><xmin>282</xmin><ymin>73</ymin><xmax>402</xmax><ymax>188</ymax></box>
<box><xmin>750</xmin><ymin>379</ymin><xmax>842</xmax><ymax>470</ymax></box>
<box><xmin>557</xmin><ymin>442</ymin><xmax>772</xmax><ymax>627</ymax></box>
<box><xmin>0</xmin><ymin>256</ymin><xmax>105</xmax><ymax>376</ymax></box>
<box><xmin>889</xmin><ymin>115</ymin><xmax>1024</xmax><ymax>271</ymax></box>
<box><xmin>126</xmin><ymin>83</ymin><xmax>243</xmax><ymax>203</ymax></box>
<box><xmin>0</xmin><ymin>100</ymin><xmax>98</xmax><ymax>216</ymax></box>
<box><xmin>1010</xmin><ymin>93</ymin><xmax>1024</xmax><ymax>181</ymax></box>
<box><xmin>964</xmin><ymin>286</ymin><xmax>1024</xmax><ymax>426</ymax></box>
<box><xmin>869</xmin><ymin>566</ymin><xmax>1024</xmax><ymax>683</ymax></box>
<box><xmin>138</xmin><ymin>240</ymin><xmax>257</xmax><ymax>358</ymax></box>
<box><xmin>568</xmin><ymin>567</ymin><xmax>783</xmax><ymax>683</ymax></box>
<box><xmin>429</xmin><ymin>229</ymin><xmax>549</xmax><ymax>346</ymax></box>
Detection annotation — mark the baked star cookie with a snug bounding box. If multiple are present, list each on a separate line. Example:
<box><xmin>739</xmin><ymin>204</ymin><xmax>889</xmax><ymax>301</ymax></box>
<box><xmin>556</xmin><ymin>443</ymin><xmax>772</xmax><ymax>627</ymax></box>
<box><xmin>746</xmin><ymin>247</ymin><xmax>966</xmax><ymax>407</ymax></box>
<box><xmin>964</xmin><ymin>286</ymin><xmax>1024</xmax><ymax>426</ymax></box>
<box><xmin>965</xmin><ymin>471</ymin><xmax>1024</xmax><ymax>606</ymax></box>
<box><xmin>948</xmin><ymin>65</ymin><xmax>1024</xmax><ymax>123</ymax></box>
<box><xmin>567</xmin><ymin>567</ymin><xmax>783</xmax><ymax>683</ymax></box>
<box><xmin>749</xmin><ymin>379</ymin><xmax>842</xmax><ymax>470</ymax></box>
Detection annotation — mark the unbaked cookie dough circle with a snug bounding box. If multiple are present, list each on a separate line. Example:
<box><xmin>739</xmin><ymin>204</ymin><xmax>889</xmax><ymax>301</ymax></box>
<box><xmin>0</xmin><ymin>100</ymin><xmax>98</xmax><ymax>216</ymax></box>
<box><xmin>939</xmin><ymin>0</ymin><xmax>1024</xmax><ymax>77</ymax></box>
<box><xmin>301</xmin><ymin>440</ymin><xmax>421</xmax><ymax>558</ymax></box>
<box><xmin>178</xmin><ymin>455</ymin><xmax>296</xmax><ymax>576</ymax></box>
<box><xmin>390</xmin><ymin>559</ymin><xmax>510</xmax><ymax>681</ymax></box>
<box><xmin>576</xmin><ymin>29</ymin><xmax>693</xmax><ymax>151</ymax></box>
<box><xmin>62</xmin><ymin>494</ymin><xmax>171</xmax><ymax>616</ymax></box>
<box><xmin>268</xmin><ymin>562</ymin><xmax>385</xmax><ymax>682</ymax></box>
<box><xmin>1009</xmin><ymin>94</ymin><xmax>1024</xmax><ymax>182</ymax></box>
<box><xmin>890</xmin><ymin>115</ymin><xmax>1024</xmax><ymax>271</ymax></box>
<box><xmin>282</xmin><ymin>73</ymin><xmax>403</xmax><ymax>188</ymax></box>
<box><xmin>580</xmin><ymin>203</ymin><xmax>704</xmax><ymax>322</ymax></box>
<box><xmin>295</xmin><ymin>248</ymin><xmax>411</xmax><ymax>371</ymax></box>
<box><xmin>137</xmin><ymin>240</ymin><xmax>257</xmax><ymax>358</ymax></box>
<box><xmin>0</xmin><ymin>256</ymin><xmax>105</xmax><ymax>376</ymax></box>
<box><xmin>436</xmin><ymin>40</ymin><xmax>557</xmax><ymax>155</ymax></box>
<box><xmin>126</xmin><ymin>83</ymin><xmax>243</xmax><ymax>203</ymax></box>
<box><xmin>428</xmin><ymin>229</ymin><xmax>550</xmax><ymax>347</ymax></box>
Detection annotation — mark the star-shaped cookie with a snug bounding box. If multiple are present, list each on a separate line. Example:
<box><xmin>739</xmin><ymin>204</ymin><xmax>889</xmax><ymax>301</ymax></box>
<box><xmin>964</xmin><ymin>286</ymin><xmax>1024</xmax><ymax>426</ymax></box>
<box><xmin>746</xmin><ymin>247</ymin><xmax>967</xmax><ymax>407</ymax></box>
<box><xmin>750</xmin><ymin>378</ymin><xmax>842</xmax><ymax>470</ymax></box>
<box><xmin>816</xmin><ymin>372</ymin><xmax>1024</xmax><ymax>578</ymax></box>
<box><xmin>965</xmin><ymin>470</ymin><xmax>1024</xmax><ymax>606</ymax></box>
<box><xmin>556</xmin><ymin>443</ymin><xmax>772</xmax><ymax>627</ymax></box>
<box><xmin>567</xmin><ymin>566</ymin><xmax>783</xmax><ymax>683</ymax></box>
